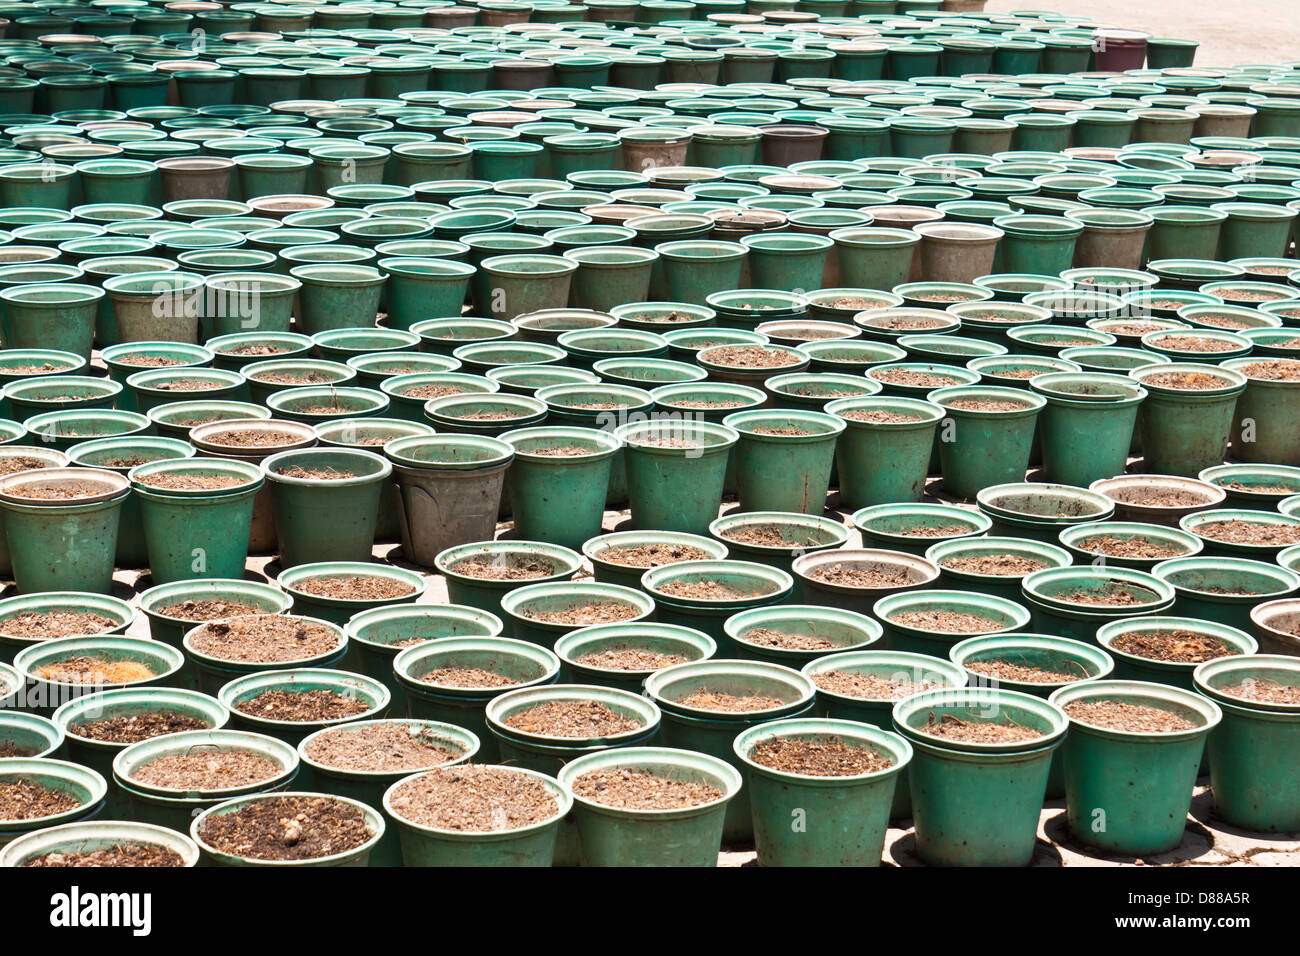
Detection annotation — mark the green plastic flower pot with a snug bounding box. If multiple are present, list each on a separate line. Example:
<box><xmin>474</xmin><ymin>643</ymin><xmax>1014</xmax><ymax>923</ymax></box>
<box><xmin>219</xmin><ymin>667</ymin><xmax>390</xmax><ymax>752</ymax></box>
<box><xmin>288</xmin><ymin>264</ymin><xmax>386</xmax><ymax>336</ymax></box>
<box><xmin>3</xmin><ymin>375</ymin><xmax>119</xmax><ymax>420</ymax></box>
<box><xmin>739</xmin><ymin>232</ymin><xmax>833</xmax><ymax>294</ymax></box>
<box><xmin>553</xmin><ymin>622</ymin><xmax>716</xmax><ymax>693</ymax></box>
<box><xmin>263</xmin><ymin>448</ymin><xmax>391</xmax><ymax>568</ymax></box>
<box><xmin>383</xmin><ymin>765</ymin><xmax>567</xmax><ymax>867</ymax></box>
<box><xmin>1021</xmin><ymin>565</ymin><xmax>1177</xmax><ymax>645</ymax></box>
<box><xmin>275</xmin><ymin>559</ymin><xmax>425</xmax><ymax>627</ymax></box>
<box><xmin>1211</xmin><ymin>201</ymin><xmax>1298</xmax><ymax>260</ymax></box>
<box><xmin>1216</xmin><ymin>356</ymin><xmax>1300</xmax><ymax>465</ymax></box>
<box><xmin>435</xmin><ymin>540</ymin><xmax>582</xmax><ymax>620</ymax></box>
<box><xmin>582</xmin><ymin>530</ymin><xmax>729</xmax><ymax>590</ymax></box>
<box><xmin>499</xmin><ymin>426</ymin><xmax>620</xmax><ymax>550</ymax></box>
<box><xmin>1095</xmin><ymin>615</ymin><xmax>1256</xmax><ymax>692</ymax></box>
<box><xmin>1199</xmin><ymin>463</ymin><xmax>1300</xmax><ymax>509</ymax></box>
<box><xmin>892</xmin><ymin>687</ymin><xmax>1067</xmax><ymax>866</ymax></box>
<box><xmin>0</xmin><ymin>589</ymin><xmax>133</xmax><ymax>666</ymax></box>
<box><xmin>0</xmin><ymin>758</ymin><xmax>106</xmax><ymax>849</ymax></box>
<box><xmin>874</xmin><ymin>588</ymin><xmax>1031</xmax><ymax>656</ymax></box>
<box><xmin>1058</xmin><ymin>520</ymin><xmax>1203</xmax><ymax>570</ymax></box>
<box><xmin>722</xmin><ymin>409</ymin><xmax>844</xmax><ymax>514</ymax></box>
<box><xmin>475</xmin><ymin>253</ymin><xmax>577</xmax><ymax>321</ymax></box>
<box><xmin>567</xmin><ymin>245</ymin><xmax>659</xmax><ymax>312</ymax></box>
<box><xmin>0</xmin><ymin>282</ymin><xmax>102</xmax><ymax>360</ymax></box>
<box><xmin>191</xmin><ymin>789</ymin><xmax>383</xmax><ymax>868</ymax></box>
<box><xmin>615</xmin><ymin>419</ymin><xmax>738</xmax><ymax>535</ymax></box>
<box><xmin>1143</xmin><ymin>206</ymin><xmax>1226</xmax><ymax>262</ymax></box>
<box><xmin>1194</xmin><ymin>654</ymin><xmax>1300</xmax><ymax>831</ymax></box>
<box><xmin>923</xmin><ymin>535</ymin><xmax>1073</xmax><ymax>604</ymax></box>
<box><xmin>1180</xmin><ymin>507</ymin><xmax>1300</xmax><ymax>560</ymax></box>
<box><xmin>1025</xmin><ymin>371</ymin><xmax>1146</xmax><ymax>487</ymax></box>
<box><xmin>394</xmin><ymin>636</ymin><xmax>561</xmax><ymax>762</ymax></box>
<box><xmin>707</xmin><ymin>512</ymin><xmax>848</xmax><ymax>598</ymax></box>
<box><xmin>1153</xmin><ymin>556</ymin><xmax>1300</xmax><ymax>636</ymax></box>
<box><xmin>0</xmin><ymin>466</ymin><xmax>128</xmax><ymax>594</ymax></box>
<box><xmin>829</xmin><ymin>227</ymin><xmax>920</xmax><ymax>290</ymax></box>
<box><xmin>123</xmin><ymin>366</ymin><xmax>247</xmax><ymax>416</ymax></box>
<box><xmin>101</xmin><ymin>271</ymin><xmax>206</xmax><ymax>344</ymax></box>
<box><xmin>500</xmin><ymin>580</ymin><xmax>656</xmax><ymax>648</ymax></box>
<box><xmin>203</xmin><ymin>272</ymin><xmax>299</xmax><ymax>338</ymax></box>
<box><xmin>926</xmin><ymin>385</ymin><xmax>1045</xmax><ymax>499</ymax></box>
<box><xmin>182</xmin><ymin>613</ymin><xmax>346</xmax><ymax>698</ymax></box>
<box><xmin>653</xmin><ymin>239</ymin><xmax>746</xmax><ymax>306</ymax></box>
<box><xmin>823</xmin><ymin>396</ymin><xmax>943</xmax><ymax>507</ymax></box>
<box><xmin>724</xmin><ymin>602</ymin><xmax>880</xmax><ymax>670</ymax></box>
<box><xmin>556</xmin><ymin>745</ymin><xmax>740</xmax><ymax>867</ymax></box>
<box><xmin>137</xmin><ymin>577</ymin><xmax>293</xmax><ymax>651</ymax></box>
<box><xmin>1049</xmin><ymin>679</ymin><xmax>1220</xmax><ymax>854</ymax></box>
<box><xmin>792</xmin><ymin>547</ymin><xmax>941</xmax><ymax>617</ymax></box>
<box><xmin>1129</xmin><ymin>363</ymin><xmax>1247</xmax><ymax>476</ymax></box>
<box><xmin>851</xmin><ymin>503</ymin><xmax>991</xmax><ymax>557</ymax></box>
<box><xmin>378</xmin><ymin>257</ymin><xmax>475</xmax><ymax>331</ymax></box>
<box><xmin>298</xmin><ymin>718</ymin><xmax>477</xmax><ymax>867</ymax></box>
<box><xmin>991</xmin><ymin>214</ymin><xmax>1082</xmax><ymax>277</ymax></box>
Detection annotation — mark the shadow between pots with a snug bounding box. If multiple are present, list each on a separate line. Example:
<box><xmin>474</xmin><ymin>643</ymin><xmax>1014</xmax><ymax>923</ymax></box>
<box><xmin>887</xmin><ymin>828</ymin><xmax>1064</xmax><ymax>868</ymax></box>
<box><xmin>1040</xmin><ymin>809</ymin><xmax>1215</xmax><ymax>866</ymax></box>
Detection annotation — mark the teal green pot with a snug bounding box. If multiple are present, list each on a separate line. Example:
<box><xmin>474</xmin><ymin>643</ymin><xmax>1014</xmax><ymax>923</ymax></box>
<box><xmin>3</xmin><ymin>375</ymin><xmax>119</xmax><ymax>420</ymax></box>
<box><xmin>475</xmin><ymin>253</ymin><xmax>577</xmax><ymax>320</ymax></box>
<box><xmin>0</xmin><ymin>589</ymin><xmax>133</xmax><ymax>665</ymax></box>
<box><xmin>500</xmin><ymin>582</ymin><xmax>655</xmax><ymax>649</ymax></box>
<box><xmin>893</xmin><ymin>687</ymin><xmax>1067</xmax><ymax>866</ymax></box>
<box><xmin>653</xmin><ymin>239</ymin><xmax>746</xmax><ymax>306</ymax></box>
<box><xmin>708</xmin><ymin>512</ymin><xmax>848</xmax><ymax>600</ymax></box>
<box><xmin>724</xmin><ymin>602</ymin><xmax>879</xmax><ymax>669</ymax></box>
<box><xmin>723</xmin><ymin>409</ymin><xmax>844</xmax><ymax>514</ymax></box>
<box><xmin>556</xmin><ymin>746</ymin><xmax>740</xmax><ymax>867</ymax></box>
<box><xmin>191</xmin><ymin>790</ymin><xmax>383</xmax><ymax>868</ymax></box>
<box><xmin>124</xmin><ymin>367</ymin><xmax>247</xmax><ymax>416</ymax></box>
<box><xmin>568</xmin><ymin>246</ymin><xmax>659</xmax><ymax>312</ymax></box>
<box><xmin>378</xmin><ymin>372</ymin><xmax>497</xmax><ymax>424</ymax></box>
<box><xmin>1180</xmin><ymin>507</ymin><xmax>1300</xmax><ymax>560</ymax></box>
<box><xmin>1021</xmin><ymin>565</ymin><xmax>1177</xmax><ymax>645</ymax></box>
<box><xmin>992</xmin><ymin>214</ymin><xmax>1082</xmax><ymax>276</ymax></box>
<box><xmin>792</xmin><ymin>546</ymin><xmax>941</xmax><ymax>617</ymax></box>
<box><xmin>1194</xmin><ymin>655</ymin><xmax>1300</xmax><ymax>831</ymax></box>
<box><xmin>130</xmin><ymin>458</ymin><xmax>263</xmax><ymax>585</ymax></box>
<box><xmin>0</xmin><ymin>758</ymin><xmax>106</xmax><ymax>847</ymax></box>
<box><xmin>1153</xmin><ymin>556</ymin><xmax>1300</xmax><ymax>636</ymax></box>
<box><xmin>925</xmin><ymin>536</ymin><xmax>1073</xmax><ymax>604</ymax></box>
<box><xmin>0</xmin><ymin>282</ymin><xmax>103</xmax><ymax>359</ymax></box>
<box><xmin>824</xmin><ymin>396</ymin><xmax>943</xmax><ymax>507</ymax></box>
<box><xmin>263</xmin><ymin>448</ymin><xmax>391</xmax><ymax>567</ymax></box>
<box><xmin>1028</xmin><ymin>372</ymin><xmax>1146</xmax><ymax>487</ymax></box>
<box><xmin>1129</xmin><ymin>363</ymin><xmax>1247</xmax><ymax>476</ymax></box>
<box><xmin>243</xmin><ymin>359</ymin><xmax>356</xmax><ymax>407</ymax></box>
<box><xmin>582</xmin><ymin>530</ymin><xmax>729</xmax><ymax>590</ymax></box>
<box><xmin>15</xmin><ymin>635</ymin><xmax>185</xmax><ymax>716</ymax></box>
<box><xmin>219</xmin><ymin>667</ymin><xmax>390</xmax><ymax>752</ymax></box>
<box><xmin>874</xmin><ymin>588</ymin><xmax>1031</xmax><ymax>655</ymax></box>
<box><xmin>435</xmin><ymin>539</ymin><xmax>581</xmax><ymax>620</ymax></box>
<box><xmin>1050</xmin><ymin>679</ymin><xmax>1220</xmax><ymax>854</ymax></box>
<box><xmin>266</xmin><ymin>385</ymin><xmax>390</xmax><ymax>425</ymax></box>
<box><xmin>378</xmin><ymin>257</ymin><xmax>475</xmax><ymax>331</ymax></box>
<box><xmin>0</xmin><ymin>162</ymin><xmax>76</xmax><ymax>210</ymax></box>
<box><xmin>382</xmin><ymin>765</ymin><xmax>566</xmax><ymax>867</ymax></box>
<box><xmin>182</xmin><ymin>613</ymin><xmax>346</xmax><ymax>698</ymax></box>
<box><xmin>1143</xmin><ymin>206</ymin><xmax>1225</xmax><ymax>262</ymax></box>
<box><xmin>926</xmin><ymin>385</ymin><xmax>1045</xmax><ymax>499</ymax></box>
<box><xmin>1059</xmin><ymin>520</ymin><xmax>1203</xmax><ymax>570</ymax></box>
<box><xmin>1217</xmin><ymin>357</ymin><xmax>1300</xmax><ymax>465</ymax></box>
<box><xmin>829</xmin><ymin>226</ymin><xmax>920</xmax><ymax>290</ymax></box>
<box><xmin>645</xmin><ymin>658</ymin><xmax>816</xmax><ymax>842</ymax></box>
<box><xmin>22</xmin><ymin>408</ymin><xmax>151</xmax><ymax>452</ymax></box>
<box><xmin>1095</xmin><ymin>616</ymin><xmax>1256</xmax><ymax>690</ymax></box>
<box><xmin>739</xmin><ymin>232</ymin><xmax>833</xmax><ymax>293</ymax></box>
<box><xmin>615</xmin><ymin>419</ymin><xmax>737</xmax><ymax>535</ymax></box>
<box><xmin>1211</xmin><ymin>201</ymin><xmax>1298</xmax><ymax>260</ymax></box>
<box><xmin>203</xmin><ymin>272</ymin><xmax>299</xmax><ymax>338</ymax></box>
<box><xmin>233</xmin><ymin>154</ymin><xmax>312</xmax><ymax>202</ymax></box>
<box><xmin>137</xmin><ymin>577</ymin><xmax>293</xmax><ymax>651</ymax></box>
<box><xmin>287</xmin><ymin>264</ymin><xmax>386</xmax><ymax>336</ymax></box>
<box><xmin>553</xmin><ymin>622</ymin><xmax>716</xmax><ymax>693</ymax></box>
<box><xmin>852</xmin><ymin>502</ymin><xmax>991</xmax><ymax>557</ymax></box>
<box><xmin>500</xmin><ymin>425</ymin><xmax>620</xmax><ymax>550</ymax></box>
<box><xmin>0</xmin><ymin>466</ymin><xmax>128</xmax><ymax>594</ymax></box>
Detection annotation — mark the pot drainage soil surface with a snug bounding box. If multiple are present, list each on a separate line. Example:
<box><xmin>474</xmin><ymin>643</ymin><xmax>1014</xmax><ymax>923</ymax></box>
<box><xmin>419</xmin><ymin>667</ymin><xmax>522</xmax><ymax>688</ymax></box>
<box><xmin>0</xmin><ymin>742</ymin><xmax>37</xmax><ymax>757</ymax></box>
<box><xmin>130</xmin><ymin>750</ymin><xmax>281</xmax><ymax>790</ymax></box>
<box><xmin>811</xmin><ymin>671</ymin><xmax>938</xmax><ymax>699</ymax></box>
<box><xmin>502</xmin><ymin>700</ymin><xmax>642</xmax><ymax>737</ymax></box>
<box><xmin>304</xmin><ymin>723</ymin><xmax>461</xmax><ymax>771</ymax></box>
<box><xmin>71</xmin><ymin>712</ymin><xmax>211</xmax><ymax>743</ymax></box>
<box><xmin>630</xmin><ymin>436</ymin><xmax>700</xmax><ymax>448</ymax></box>
<box><xmin>0</xmin><ymin>612</ymin><xmax>115</xmax><ymax>639</ymax></box>
<box><xmin>941</xmin><ymin>554</ymin><xmax>1048</xmax><ymax>575</ymax></box>
<box><xmin>530</xmin><ymin>446</ymin><xmax>595</xmax><ymax>457</ymax></box>
<box><xmin>234</xmin><ymin>689</ymin><xmax>369</xmax><ymax>722</ymax></box>
<box><xmin>1108</xmin><ymin>322</ymin><xmax>1171</xmax><ymax>335</ymax></box>
<box><xmin>1195</xmin><ymin>520</ymin><xmax>1300</xmax><ymax>545</ymax></box>
<box><xmin>449</xmin><ymin>557</ymin><xmax>554</xmax><ymax>580</ymax></box>
<box><xmin>1144</xmin><ymin>371</ymin><xmax>1229</xmax><ymax>389</ymax></box>
<box><xmin>21</xmin><ymin>843</ymin><xmax>184</xmax><ymax>867</ymax></box>
<box><xmin>890</xmin><ymin>610</ymin><xmax>1001</xmax><ymax>632</ymax></box>
<box><xmin>249</xmin><ymin>371</ymin><xmax>333</xmax><ymax>385</ymax></box>
<box><xmin>676</xmin><ymin>689</ymin><xmax>785</xmax><ymax>712</ymax></box>
<box><xmin>840</xmin><ymin>409</ymin><xmax>925</xmax><ymax>423</ymax></box>
<box><xmin>275</xmin><ymin>466</ymin><xmax>358</xmax><ymax>479</ymax></box>
<box><xmin>153</xmin><ymin>380</ymin><xmax>222</xmax><ymax>392</ymax></box>
<box><xmin>1106</xmin><ymin>487</ymin><xmax>1214</xmax><ymax>507</ymax></box>
<box><xmin>521</xmin><ymin>602</ymin><xmax>640</xmax><ymax>626</ymax></box>
<box><xmin>1223</xmin><ymin>480</ymin><xmax>1294</xmax><ymax>493</ymax></box>
<box><xmin>0</xmin><ymin>457</ymin><xmax>51</xmax><ymax>475</ymax></box>
<box><xmin>657</xmin><ymin>579</ymin><xmax>768</xmax><ymax>600</ymax></box>
<box><xmin>575</xmin><ymin>648</ymin><xmax>689</xmax><ymax>670</ymax></box>
<box><xmin>741</xmin><ymin>628</ymin><xmax>835</xmax><ymax>650</ymax></box>
<box><xmin>965</xmin><ymin>659</ymin><xmax>1087</xmax><ymax>684</ymax></box>
<box><xmin>808</xmin><ymin>563</ymin><xmax>915</xmax><ymax>587</ymax></box>
<box><xmin>872</xmin><ymin>369</ymin><xmax>962</xmax><ymax>387</ymax></box>
<box><xmin>1219</xmin><ymin>680</ymin><xmax>1300</xmax><ymax>705</ymax></box>
<box><xmin>572</xmin><ymin>768</ymin><xmax>721</xmax><ymax>809</ymax></box>
<box><xmin>1063</xmin><ymin>700</ymin><xmax>1196</xmax><ymax>733</ymax></box>
<box><xmin>750</xmin><ymin>736</ymin><xmax>894</xmax><ymax>776</ymax></box>
<box><xmin>918</xmin><ymin>714</ymin><xmax>1043</xmax><ymax>744</ymax></box>
<box><xmin>157</xmin><ymin>600</ymin><xmax>264</xmax><ymax>621</ymax></box>
<box><xmin>1074</xmin><ymin>535</ymin><xmax>1187</xmax><ymax>558</ymax></box>
<box><xmin>0</xmin><ymin>781</ymin><xmax>82</xmax><ymax>820</ymax></box>
<box><xmin>669</xmin><ymin>399</ymin><xmax>748</xmax><ymax>408</ymax></box>
<box><xmin>699</xmin><ymin>346</ymin><xmax>801</xmax><ymax>368</ymax></box>
<box><xmin>136</xmin><ymin>472</ymin><xmax>246</xmax><ymax>490</ymax></box>
<box><xmin>1150</xmin><ymin>335</ymin><xmax>1238</xmax><ymax>352</ymax></box>
<box><xmin>293</xmin><ymin>576</ymin><xmax>417</xmax><ymax>600</ymax></box>
<box><xmin>1110</xmin><ymin>629</ymin><xmax>1234</xmax><ymax>662</ymax></box>
<box><xmin>34</xmin><ymin>658</ymin><xmax>155</xmax><ymax>684</ymax></box>
<box><xmin>748</xmin><ymin>425</ymin><xmax>814</xmax><ymax>435</ymax></box>
<box><xmin>387</xmin><ymin>765</ymin><xmax>557</xmax><ymax>830</ymax></box>
<box><xmin>945</xmin><ymin>399</ymin><xmax>1031</xmax><ymax>411</ymax></box>
<box><xmin>826</xmin><ymin>296</ymin><xmax>892</xmax><ymax>310</ymax></box>
<box><xmin>188</xmin><ymin>616</ymin><xmax>339</xmax><ymax>663</ymax></box>
<box><xmin>721</xmin><ymin>525</ymin><xmax>822</xmax><ymax>548</ymax></box>
<box><xmin>1240</xmin><ymin>361</ymin><xmax>1300</xmax><ymax>381</ymax></box>
<box><xmin>868</xmin><ymin>316</ymin><xmax>947</xmax><ymax>331</ymax></box>
<box><xmin>220</xmin><ymin>344</ymin><xmax>289</xmax><ymax>357</ymax></box>
<box><xmin>117</xmin><ymin>356</ymin><xmax>182</xmax><ymax>367</ymax></box>
<box><xmin>597</xmin><ymin>544</ymin><xmax>709</xmax><ymax>567</ymax></box>
<box><xmin>203</xmin><ymin>429</ymin><xmax>304</xmax><ymax>448</ymax></box>
<box><xmin>6</xmin><ymin>483</ymin><xmax>112</xmax><ymax>500</ymax></box>
<box><xmin>1054</xmin><ymin>586</ymin><xmax>1150</xmax><ymax>606</ymax></box>
<box><xmin>198</xmin><ymin>794</ymin><xmax>373</xmax><ymax>861</ymax></box>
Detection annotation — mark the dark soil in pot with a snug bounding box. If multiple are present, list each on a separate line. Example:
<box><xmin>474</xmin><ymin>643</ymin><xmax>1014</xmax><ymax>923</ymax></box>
<box><xmin>1109</xmin><ymin>629</ymin><xmax>1235</xmax><ymax>663</ymax></box>
<box><xmin>197</xmin><ymin>794</ymin><xmax>374</xmax><ymax>861</ymax></box>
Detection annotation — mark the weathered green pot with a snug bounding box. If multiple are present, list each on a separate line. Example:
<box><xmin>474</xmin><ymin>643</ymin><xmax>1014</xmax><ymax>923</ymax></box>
<box><xmin>707</xmin><ymin>512</ymin><xmax>848</xmax><ymax>599</ymax></box>
<box><xmin>475</xmin><ymin>253</ymin><xmax>577</xmax><ymax>320</ymax></box>
<box><xmin>1128</xmin><ymin>362</ymin><xmax>1247</xmax><ymax>476</ymax></box>
<box><xmin>192</xmin><ymin>790</ymin><xmax>384</xmax><ymax>868</ymax></box>
<box><xmin>0</xmin><ymin>818</ymin><xmax>200</xmax><ymax>868</ymax></box>
<box><xmin>219</xmin><ymin>667</ymin><xmax>390</xmax><ymax>752</ymax></box>
<box><xmin>182</xmin><ymin>614</ymin><xmax>346</xmax><ymax>698</ymax></box>
<box><xmin>1050</xmin><ymin>679</ymin><xmax>1220</xmax><ymax>855</ymax></box>
<box><xmin>0</xmin><ymin>589</ymin><xmax>133</xmax><ymax>665</ymax></box>
<box><xmin>137</xmin><ymin>578</ymin><xmax>293</xmax><ymax>651</ymax></box>
<box><xmin>893</xmin><ymin>687</ymin><xmax>1067</xmax><ymax>866</ymax></box>
<box><xmin>499</xmin><ymin>425</ymin><xmax>620</xmax><ymax>550</ymax></box>
<box><xmin>927</xmin><ymin>385</ymin><xmax>1045</xmax><ymax>499</ymax></box>
<box><xmin>582</xmin><ymin>530</ymin><xmax>729</xmax><ymax>590</ymax></box>
<box><xmin>721</xmin><ymin>409</ymin><xmax>844</xmax><ymax>514</ymax></box>
<box><xmin>646</xmin><ymin>659</ymin><xmax>816</xmax><ymax>842</ymax></box>
<box><xmin>378</xmin><ymin>257</ymin><xmax>476</xmax><ymax>331</ymax></box>
<box><xmin>435</xmin><ymin>539</ymin><xmax>582</xmax><ymax>620</ymax></box>
<box><xmin>124</xmin><ymin>366</ymin><xmax>247</xmax><ymax>416</ymax></box>
<box><xmin>1219</xmin><ymin>356</ymin><xmax>1300</xmax><ymax>465</ymax></box>
<box><xmin>1095</xmin><ymin>616</ymin><xmax>1256</xmax><ymax>690</ymax></box>
<box><xmin>923</xmin><ymin>535</ymin><xmax>1072</xmax><ymax>604</ymax></box>
<box><xmin>102</xmin><ymin>341</ymin><xmax>212</xmax><ymax>413</ymax></box>
<box><xmin>0</xmin><ymin>282</ymin><xmax>103</xmax><ymax>359</ymax></box>
<box><xmin>792</xmin><ymin>548</ymin><xmax>940</xmax><ymax>617</ymax></box>
<box><xmin>640</xmin><ymin>561</ymin><xmax>793</xmax><ymax>650</ymax></box>
<box><xmin>1194</xmin><ymin>655</ymin><xmax>1300</xmax><ymax>831</ymax></box>
<box><xmin>3</xmin><ymin>374</ymin><xmax>119</xmax><ymax>420</ymax></box>
<box><xmin>615</xmin><ymin>419</ymin><xmax>737</xmax><ymax>535</ymax></box>
<box><xmin>0</xmin><ymin>758</ymin><xmax>107</xmax><ymax>849</ymax></box>
<box><xmin>204</xmin><ymin>272</ymin><xmax>299</xmax><ymax>338</ymax></box>
<box><xmin>824</xmin><ymin>396</ymin><xmax>944</xmax><ymax>507</ymax></box>
<box><xmin>735</xmin><ymin>718</ymin><xmax>911</xmax><ymax>867</ymax></box>
<box><xmin>977</xmin><ymin>481</ymin><xmax>1116</xmax><ymax>543</ymax></box>
<box><xmin>1154</xmin><ymin>556</ymin><xmax>1300</xmax><ymax>638</ymax></box>
<box><xmin>852</xmin><ymin>503</ymin><xmax>991</xmax><ymax>557</ymax></box>
<box><xmin>383</xmin><ymin>766</ymin><xmax>567</xmax><ymax>867</ymax></box>
<box><xmin>287</xmin><ymin>264</ymin><xmax>386</xmax><ymax>335</ymax></box>
<box><xmin>553</xmin><ymin>622</ymin><xmax>716</xmax><ymax>693</ymax></box>
<box><xmin>263</xmin><ymin>448</ymin><xmax>391</xmax><ymax>567</ymax></box>
<box><xmin>725</xmin><ymin>602</ymin><xmax>881</xmax><ymax>670</ymax></box>
<box><xmin>101</xmin><ymin>271</ymin><xmax>206</xmax><ymax>344</ymax></box>
<box><xmin>653</xmin><ymin>239</ymin><xmax>747</xmax><ymax>306</ymax></box>
<box><xmin>873</xmin><ymin>589</ymin><xmax>1031</xmax><ymax>656</ymax></box>
<box><xmin>0</xmin><ymin>467</ymin><xmax>128</xmax><ymax>594</ymax></box>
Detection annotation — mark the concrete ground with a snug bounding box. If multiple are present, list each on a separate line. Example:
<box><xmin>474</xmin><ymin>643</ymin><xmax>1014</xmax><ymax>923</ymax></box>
<box><xmin>982</xmin><ymin>0</ymin><xmax>1300</xmax><ymax>70</ymax></box>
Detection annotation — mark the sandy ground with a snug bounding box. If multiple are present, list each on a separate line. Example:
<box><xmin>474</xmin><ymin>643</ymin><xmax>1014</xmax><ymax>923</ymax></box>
<box><xmin>982</xmin><ymin>0</ymin><xmax>1300</xmax><ymax>70</ymax></box>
